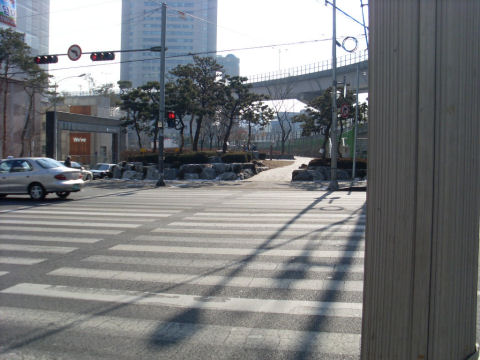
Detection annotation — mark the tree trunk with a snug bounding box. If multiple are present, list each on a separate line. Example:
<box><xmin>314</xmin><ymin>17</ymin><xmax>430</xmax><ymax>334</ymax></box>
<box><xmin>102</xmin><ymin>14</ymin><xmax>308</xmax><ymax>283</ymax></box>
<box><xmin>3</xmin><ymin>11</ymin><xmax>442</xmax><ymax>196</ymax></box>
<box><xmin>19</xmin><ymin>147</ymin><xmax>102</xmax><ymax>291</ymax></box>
<box><xmin>321</xmin><ymin>124</ymin><xmax>331</xmax><ymax>160</ymax></box>
<box><xmin>134</xmin><ymin>121</ymin><xmax>143</xmax><ymax>149</ymax></box>
<box><xmin>247</xmin><ymin>121</ymin><xmax>252</xmax><ymax>150</ymax></box>
<box><xmin>20</xmin><ymin>90</ymin><xmax>34</xmax><ymax>157</ymax></box>
<box><xmin>192</xmin><ymin>115</ymin><xmax>203</xmax><ymax>152</ymax></box>
<box><xmin>222</xmin><ymin>117</ymin><xmax>234</xmax><ymax>154</ymax></box>
<box><xmin>189</xmin><ymin>116</ymin><xmax>195</xmax><ymax>151</ymax></box>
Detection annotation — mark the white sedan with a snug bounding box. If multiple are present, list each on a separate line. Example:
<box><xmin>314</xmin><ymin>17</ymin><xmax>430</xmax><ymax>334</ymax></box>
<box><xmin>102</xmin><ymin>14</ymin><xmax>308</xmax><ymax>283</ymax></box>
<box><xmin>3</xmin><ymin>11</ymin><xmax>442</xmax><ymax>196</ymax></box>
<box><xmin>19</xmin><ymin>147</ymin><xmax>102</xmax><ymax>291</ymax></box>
<box><xmin>0</xmin><ymin>157</ymin><xmax>84</xmax><ymax>200</ymax></box>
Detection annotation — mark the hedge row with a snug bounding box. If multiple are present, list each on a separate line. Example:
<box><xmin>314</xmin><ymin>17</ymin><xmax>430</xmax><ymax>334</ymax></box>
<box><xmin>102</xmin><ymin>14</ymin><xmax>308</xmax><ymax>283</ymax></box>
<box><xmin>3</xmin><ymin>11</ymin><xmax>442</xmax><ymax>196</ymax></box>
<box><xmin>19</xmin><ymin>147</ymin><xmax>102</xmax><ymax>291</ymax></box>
<box><xmin>124</xmin><ymin>151</ymin><xmax>253</xmax><ymax>166</ymax></box>
<box><xmin>308</xmin><ymin>158</ymin><xmax>367</xmax><ymax>170</ymax></box>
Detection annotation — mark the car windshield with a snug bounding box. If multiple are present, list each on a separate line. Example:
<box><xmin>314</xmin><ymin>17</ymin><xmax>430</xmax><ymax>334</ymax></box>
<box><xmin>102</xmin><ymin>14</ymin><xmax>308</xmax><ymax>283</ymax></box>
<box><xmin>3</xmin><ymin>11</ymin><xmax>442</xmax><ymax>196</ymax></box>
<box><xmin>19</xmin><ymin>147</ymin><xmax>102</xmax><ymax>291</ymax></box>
<box><xmin>93</xmin><ymin>164</ymin><xmax>109</xmax><ymax>170</ymax></box>
<box><xmin>36</xmin><ymin>158</ymin><xmax>63</xmax><ymax>169</ymax></box>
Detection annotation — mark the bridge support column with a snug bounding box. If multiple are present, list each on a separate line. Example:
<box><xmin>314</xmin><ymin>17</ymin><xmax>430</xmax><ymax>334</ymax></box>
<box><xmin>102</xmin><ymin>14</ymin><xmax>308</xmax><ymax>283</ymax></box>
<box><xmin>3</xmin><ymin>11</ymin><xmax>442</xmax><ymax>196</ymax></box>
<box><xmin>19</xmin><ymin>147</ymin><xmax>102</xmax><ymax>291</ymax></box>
<box><xmin>361</xmin><ymin>1</ymin><xmax>480</xmax><ymax>359</ymax></box>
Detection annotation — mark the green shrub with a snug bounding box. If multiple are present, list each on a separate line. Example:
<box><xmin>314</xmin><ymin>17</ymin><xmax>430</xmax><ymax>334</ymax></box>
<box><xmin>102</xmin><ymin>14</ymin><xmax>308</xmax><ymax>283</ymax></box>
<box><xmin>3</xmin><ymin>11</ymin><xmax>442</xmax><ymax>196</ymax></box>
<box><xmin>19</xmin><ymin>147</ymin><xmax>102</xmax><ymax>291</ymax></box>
<box><xmin>308</xmin><ymin>158</ymin><xmax>367</xmax><ymax>170</ymax></box>
<box><xmin>221</xmin><ymin>152</ymin><xmax>252</xmax><ymax>163</ymax></box>
<box><xmin>258</xmin><ymin>153</ymin><xmax>267</xmax><ymax>160</ymax></box>
<box><xmin>165</xmin><ymin>152</ymin><xmax>210</xmax><ymax>166</ymax></box>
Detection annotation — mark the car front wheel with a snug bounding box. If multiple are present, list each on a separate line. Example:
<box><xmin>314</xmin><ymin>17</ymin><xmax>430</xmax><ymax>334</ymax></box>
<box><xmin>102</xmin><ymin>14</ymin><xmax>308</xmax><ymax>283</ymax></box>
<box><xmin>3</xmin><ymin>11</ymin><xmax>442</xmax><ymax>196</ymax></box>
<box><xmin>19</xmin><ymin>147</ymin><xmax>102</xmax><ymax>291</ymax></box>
<box><xmin>56</xmin><ymin>191</ymin><xmax>70</xmax><ymax>199</ymax></box>
<box><xmin>29</xmin><ymin>183</ymin><xmax>46</xmax><ymax>200</ymax></box>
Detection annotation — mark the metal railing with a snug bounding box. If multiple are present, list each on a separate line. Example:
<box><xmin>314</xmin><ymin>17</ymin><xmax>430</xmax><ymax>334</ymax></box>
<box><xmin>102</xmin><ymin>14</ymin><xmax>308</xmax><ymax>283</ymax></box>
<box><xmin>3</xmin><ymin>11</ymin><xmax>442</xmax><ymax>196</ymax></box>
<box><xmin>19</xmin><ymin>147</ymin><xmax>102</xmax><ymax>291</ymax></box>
<box><xmin>246</xmin><ymin>50</ymin><xmax>368</xmax><ymax>84</ymax></box>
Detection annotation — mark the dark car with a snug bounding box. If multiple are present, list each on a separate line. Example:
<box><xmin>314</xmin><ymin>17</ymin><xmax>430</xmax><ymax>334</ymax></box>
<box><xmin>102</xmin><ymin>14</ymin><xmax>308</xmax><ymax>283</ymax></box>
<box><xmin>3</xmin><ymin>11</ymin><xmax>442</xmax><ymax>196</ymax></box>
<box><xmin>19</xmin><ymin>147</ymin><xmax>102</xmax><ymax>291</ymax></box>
<box><xmin>90</xmin><ymin>163</ymin><xmax>116</xmax><ymax>179</ymax></box>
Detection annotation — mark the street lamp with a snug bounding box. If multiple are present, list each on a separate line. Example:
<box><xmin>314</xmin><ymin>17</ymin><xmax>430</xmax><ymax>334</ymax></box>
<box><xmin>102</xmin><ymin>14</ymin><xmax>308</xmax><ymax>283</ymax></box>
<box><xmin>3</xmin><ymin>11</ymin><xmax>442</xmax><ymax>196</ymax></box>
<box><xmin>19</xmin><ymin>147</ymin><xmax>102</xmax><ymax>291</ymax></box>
<box><xmin>52</xmin><ymin>73</ymin><xmax>86</xmax><ymax>159</ymax></box>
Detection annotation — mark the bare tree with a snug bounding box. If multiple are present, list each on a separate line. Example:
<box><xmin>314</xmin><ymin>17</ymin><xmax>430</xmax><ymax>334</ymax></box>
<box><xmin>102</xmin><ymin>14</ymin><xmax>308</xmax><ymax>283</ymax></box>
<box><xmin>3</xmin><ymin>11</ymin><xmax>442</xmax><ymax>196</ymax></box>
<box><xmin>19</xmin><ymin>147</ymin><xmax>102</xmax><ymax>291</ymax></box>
<box><xmin>265</xmin><ymin>82</ymin><xmax>295</xmax><ymax>154</ymax></box>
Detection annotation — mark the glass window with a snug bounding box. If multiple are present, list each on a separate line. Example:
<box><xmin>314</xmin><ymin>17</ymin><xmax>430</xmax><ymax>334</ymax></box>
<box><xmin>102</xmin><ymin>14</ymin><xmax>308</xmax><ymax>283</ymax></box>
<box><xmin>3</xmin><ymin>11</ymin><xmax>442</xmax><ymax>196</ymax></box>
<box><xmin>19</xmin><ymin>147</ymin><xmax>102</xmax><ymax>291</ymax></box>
<box><xmin>36</xmin><ymin>158</ymin><xmax>62</xmax><ymax>169</ymax></box>
<box><xmin>10</xmin><ymin>160</ymin><xmax>33</xmax><ymax>172</ymax></box>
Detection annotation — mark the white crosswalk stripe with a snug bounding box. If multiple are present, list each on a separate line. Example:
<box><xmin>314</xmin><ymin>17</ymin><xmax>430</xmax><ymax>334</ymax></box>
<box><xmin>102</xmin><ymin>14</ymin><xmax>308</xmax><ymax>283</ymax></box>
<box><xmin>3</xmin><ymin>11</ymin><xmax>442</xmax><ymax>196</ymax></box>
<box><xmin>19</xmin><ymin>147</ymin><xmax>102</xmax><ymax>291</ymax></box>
<box><xmin>0</xmin><ymin>189</ymin><xmax>366</xmax><ymax>359</ymax></box>
<box><xmin>0</xmin><ymin>257</ymin><xmax>46</xmax><ymax>265</ymax></box>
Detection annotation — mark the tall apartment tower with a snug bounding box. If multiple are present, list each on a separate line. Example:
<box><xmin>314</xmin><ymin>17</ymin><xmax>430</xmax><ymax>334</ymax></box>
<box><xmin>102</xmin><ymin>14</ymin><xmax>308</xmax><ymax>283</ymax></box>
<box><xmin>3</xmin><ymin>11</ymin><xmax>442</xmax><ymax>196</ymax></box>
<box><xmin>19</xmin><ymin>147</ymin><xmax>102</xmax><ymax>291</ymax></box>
<box><xmin>0</xmin><ymin>0</ymin><xmax>50</xmax><ymax>56</ymax></box>
<box><xmin>121</xmin><ymin>0</ymin><xmax>218</xmax><ymax>88</ymax></box>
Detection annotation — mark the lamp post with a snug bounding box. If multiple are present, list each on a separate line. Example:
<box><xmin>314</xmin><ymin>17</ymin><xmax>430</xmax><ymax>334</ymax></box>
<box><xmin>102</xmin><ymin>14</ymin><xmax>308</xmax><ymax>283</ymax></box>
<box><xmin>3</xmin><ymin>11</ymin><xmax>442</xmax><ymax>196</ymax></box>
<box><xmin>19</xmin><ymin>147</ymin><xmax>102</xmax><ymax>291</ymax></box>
<box><xmin>52</xmin><ymin>73</ymin><xmax>86</xmax><ymax>159</ymax></box>
<box><xmin>328</xmin><ymin>0</ymin><xmax>339</xmax><ymax>191</ymax></box>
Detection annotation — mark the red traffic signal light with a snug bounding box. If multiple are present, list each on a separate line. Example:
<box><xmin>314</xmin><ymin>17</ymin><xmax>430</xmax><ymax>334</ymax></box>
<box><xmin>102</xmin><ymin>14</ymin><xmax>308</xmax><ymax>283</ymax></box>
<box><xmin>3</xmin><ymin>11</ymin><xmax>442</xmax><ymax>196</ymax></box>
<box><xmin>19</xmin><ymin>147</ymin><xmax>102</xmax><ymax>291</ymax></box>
<box><xmin>166</xmin><ymin>111</ymin><xmax>176</xmax><ymax>128</ymax></box>
<box><xmin>90</xmin><ymin>52</ymin><xmax>115</xmax><ymax>61</ymax></box>
<box><xmin>33</xmin><ymin>55</ymin><xmax>58</xmax><ymax>64</ymax></box>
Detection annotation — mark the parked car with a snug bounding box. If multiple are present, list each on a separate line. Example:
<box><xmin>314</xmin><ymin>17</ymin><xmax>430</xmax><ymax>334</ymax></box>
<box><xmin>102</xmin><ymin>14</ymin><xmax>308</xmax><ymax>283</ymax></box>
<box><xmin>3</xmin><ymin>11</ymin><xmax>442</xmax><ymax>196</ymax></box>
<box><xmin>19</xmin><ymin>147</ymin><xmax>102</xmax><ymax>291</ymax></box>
<box><xmin>61</xmin><ymin>160</ymin><xmax>93</xmax><ymax>181</ymax></box>
<box><xmin>90</xmin><ymin>163</ymin><xmax>116</xmax><ymax>179</ymax></box>
<box><xmin>0</xmin><ymin>157</ymin><xmax>84</xmax><ymax>200</ymax></box>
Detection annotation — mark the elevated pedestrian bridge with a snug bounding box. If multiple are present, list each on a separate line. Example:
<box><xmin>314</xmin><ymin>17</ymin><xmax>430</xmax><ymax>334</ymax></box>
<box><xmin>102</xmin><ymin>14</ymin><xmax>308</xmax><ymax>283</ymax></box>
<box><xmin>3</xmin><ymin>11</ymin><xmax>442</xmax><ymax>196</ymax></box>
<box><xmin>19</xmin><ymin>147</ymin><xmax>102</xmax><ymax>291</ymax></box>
<box><xmin>247</xmin><ymin>51</ymin><xmax>368</xmax><ymax>102</ymax></box>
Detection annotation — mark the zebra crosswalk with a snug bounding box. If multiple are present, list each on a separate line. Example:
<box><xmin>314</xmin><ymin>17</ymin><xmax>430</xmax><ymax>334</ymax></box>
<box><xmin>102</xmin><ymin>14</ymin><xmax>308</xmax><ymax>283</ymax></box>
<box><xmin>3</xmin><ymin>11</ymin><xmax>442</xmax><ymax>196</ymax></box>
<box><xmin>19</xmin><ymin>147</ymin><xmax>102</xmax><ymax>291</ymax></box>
<box><xmin>0</xmin><ymin>188</ymin><xmax>366</xmax><ymax>359</ymax></box>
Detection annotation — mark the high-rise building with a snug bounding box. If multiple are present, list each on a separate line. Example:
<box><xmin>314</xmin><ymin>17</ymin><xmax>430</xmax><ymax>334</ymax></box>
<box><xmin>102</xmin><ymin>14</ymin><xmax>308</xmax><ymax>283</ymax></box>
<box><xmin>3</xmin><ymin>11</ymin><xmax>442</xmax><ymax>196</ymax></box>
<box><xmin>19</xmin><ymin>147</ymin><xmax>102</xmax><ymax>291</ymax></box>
<box><xmin>217</xmin><ymin>54</ymin><xmax>240</xmax><ymax>77</ymax></box>
<box><xmin>0</xmin><ymin>0</ymin><xmax>50</xmax><ymax>56</ymax></box>
<box><xmin>121</xmin><ymin>0</ymin><xmax>218</xmax><ymax>88</ymax></box>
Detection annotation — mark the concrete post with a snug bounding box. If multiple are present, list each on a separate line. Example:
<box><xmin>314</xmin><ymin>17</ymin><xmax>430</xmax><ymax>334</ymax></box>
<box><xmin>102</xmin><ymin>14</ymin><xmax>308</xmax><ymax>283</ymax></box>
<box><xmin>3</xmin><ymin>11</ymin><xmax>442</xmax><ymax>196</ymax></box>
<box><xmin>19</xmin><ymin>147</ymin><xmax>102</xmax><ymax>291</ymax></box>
<box><xmin>361</xmin><ymin>1</ymin><xmax>480</xmax><ymax>359</ymax></box>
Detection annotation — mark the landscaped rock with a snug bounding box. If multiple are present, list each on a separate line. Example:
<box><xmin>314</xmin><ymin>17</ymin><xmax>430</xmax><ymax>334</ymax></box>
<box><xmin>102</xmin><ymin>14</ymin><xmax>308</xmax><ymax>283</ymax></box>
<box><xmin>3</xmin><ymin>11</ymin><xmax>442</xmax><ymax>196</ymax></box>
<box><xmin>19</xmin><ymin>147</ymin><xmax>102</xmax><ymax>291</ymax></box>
<box><xmin>164</xmin><ymin>168</ymin><xmax>178</xmax><ymax>180</ymax></box>
<box><xmin>212</xmin><ymin>163</ymin><xmax>230</xmax><ymax>174</ymax></box>
<box><xmin>145</xmin><ymin>166</ymin><xmax>159</xmax><ymax>180</ymax></box>
<box><xmin>217</xmin><ymin>172</ymin><xmax>237</xmax><ymax>181</ymax></box>
<box><xmin>122</xmin><ymin>170</ymin><xmax>142</xmax><ymax>180</ymax></box>
<box><xmin>179</xmin><ymin>164</ymin><xmax>203</xmax><ymax>174</ymax></box>
<box><xmin>184</xmin><ymin>173</ymin><xmax>199</xmax><ymax>180</ymax></box>
<box><xmin>112</xmin><ymin>166</ymin><xmax>123</xmax><ymax>179</ymax></box>
<box><xmin>241</xmin><ymin>163</ymin><xmax>257</xmax><ymax>174</ymax></box>
<box><xmin>231</xmin><ymin>163</ymin><xmax>243</xmax><ymax>173</ymax></box>
<box><xmin>200</xmin><ymin>167</ymin><xmax>216</xmax><ymax>180</ymax></box>
<box><xmin>133</xmin><ymin>162</ymin><xmax>143</xmax><ymax>172</ymax></box>
<box><xmin>239</xmin><ymin>169</ymin><xmax>255</xmax><ymax>180</ymax></box>
<box><xmin>292</xmin><ymin>170</ymin><xmax>313</xmax><ymax>181</ymax></box>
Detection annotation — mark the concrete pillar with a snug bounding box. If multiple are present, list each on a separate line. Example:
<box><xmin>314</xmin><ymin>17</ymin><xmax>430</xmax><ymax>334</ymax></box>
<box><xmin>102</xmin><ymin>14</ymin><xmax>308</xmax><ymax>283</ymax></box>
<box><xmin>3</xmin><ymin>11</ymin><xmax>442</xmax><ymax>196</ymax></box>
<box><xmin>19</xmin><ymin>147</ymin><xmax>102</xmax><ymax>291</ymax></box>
<box><xmin>361</xmin><ymin>1</ymin><xmax>480</xmax><ymax>359</ymax></box>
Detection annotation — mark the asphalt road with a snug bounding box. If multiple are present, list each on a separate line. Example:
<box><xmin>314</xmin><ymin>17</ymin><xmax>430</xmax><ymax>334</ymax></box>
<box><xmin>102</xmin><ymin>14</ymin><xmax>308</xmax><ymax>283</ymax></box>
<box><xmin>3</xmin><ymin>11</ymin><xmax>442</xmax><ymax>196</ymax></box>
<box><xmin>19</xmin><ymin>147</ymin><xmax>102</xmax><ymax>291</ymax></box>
<box><xmin>0</xmin><ymin>181</ymin><xmax>367</xmax><ymax>360</ymax></box>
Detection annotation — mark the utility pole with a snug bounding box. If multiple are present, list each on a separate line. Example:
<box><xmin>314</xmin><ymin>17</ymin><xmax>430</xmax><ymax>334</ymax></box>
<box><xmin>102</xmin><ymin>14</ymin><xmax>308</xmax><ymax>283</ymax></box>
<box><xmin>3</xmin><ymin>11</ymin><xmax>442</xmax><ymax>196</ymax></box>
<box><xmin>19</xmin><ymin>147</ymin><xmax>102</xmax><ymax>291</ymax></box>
<box><xmin>352</xmin><ymin>62</ymin><xmax>359</xmax><ymax>180</ymax></box>
<box><xmin>328</xmin><ymin>0</ymin><xmax>339</xmax><ymax>191</ymax></box>
<box><xmin>156</xmin><ymin>2</ymin><xmax>167</xmax><ymax>187</ymax></box>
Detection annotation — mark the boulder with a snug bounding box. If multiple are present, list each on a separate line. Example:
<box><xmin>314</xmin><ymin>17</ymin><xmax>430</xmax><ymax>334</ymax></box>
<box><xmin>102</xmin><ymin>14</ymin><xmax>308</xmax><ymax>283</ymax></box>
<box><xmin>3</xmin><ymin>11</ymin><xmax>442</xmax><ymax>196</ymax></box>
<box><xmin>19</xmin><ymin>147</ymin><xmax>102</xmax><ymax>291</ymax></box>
<box><xmin>112</xmin><ymin>166</ymin><xmax>122</xmax><ymax>179</ymax></box>
<box><xmin>122</xmin><ymin>170</ymin><xmax>143</xmax><ymax>180</ymax></box>
<box><xmin>241</xmin><ymin>163</ymin><xmax>257</xmax><ymax>174</ymax></box>
<box><xmin>179</xmin><ymin>164</ymin><xmax>203</xmax><ymax>174</ymax></box>
<box><xmin>231</xmin><ymin>163</ymin><xmax>243</xmax><ymax>173</ymax></box>
<box><xmin>337</xmin><ymin>169</ymin><xmax>351</xmax><ymax>180</ymax></box>
<box><xmin>164</xmin><ymin>168</ymin><xmax>178</xmax><ymax>180</ymax></box>
<box><xmin>292</xmin><ymin>170</ymin><xmax>314</xmax><ymax>181</ymax></box>
<box><xmin>184</xmin><ymin>173</ymin><xmax>199</xmax><ymax>180</ymax></box>
<box><xmin>240</xmin><ymin>169</ymin><xmax>255</xmax><ymax>180</ymax></box>
<box><xmin>200</xmin><ymin>167</ymin><xmax>216</xmax><ymax>180</ymax></box>
<box><xmin>212</xmin><ymin>163</ymin><xmax>230</xmax><ymax>174</ymax></box>
<box><xmin>256</xmin><ymin>167</ymin><xmax>269</xmax><ymax>173</ymax></box>
<box><xmin>145</xmin><ymin>167</ymin><xmax>159</xmax><ymax>180</ymax></box>
<box><xmin>217</xmin><ymin>172</ymin><xmax>237</xmax><ymax>181</ymax></box>
<box><xmin>133</xmin><ymin>162</ymin><xmax>143</xmax><ymax>172</ymax></box>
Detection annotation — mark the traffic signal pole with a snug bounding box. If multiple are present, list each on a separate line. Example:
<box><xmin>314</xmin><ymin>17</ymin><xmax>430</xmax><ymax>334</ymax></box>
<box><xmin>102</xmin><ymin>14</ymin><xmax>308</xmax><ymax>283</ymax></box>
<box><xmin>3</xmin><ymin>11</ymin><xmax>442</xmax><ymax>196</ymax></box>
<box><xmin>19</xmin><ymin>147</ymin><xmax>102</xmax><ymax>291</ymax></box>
<box><xmin>156</xmin><ymin>2</ymin><xmax>167</xmax><ymax>187</ymax></box>
<box><xmin>328</xmin><ymin>0</ymin><xmax>339</xmax><ymax>191</ymax></box>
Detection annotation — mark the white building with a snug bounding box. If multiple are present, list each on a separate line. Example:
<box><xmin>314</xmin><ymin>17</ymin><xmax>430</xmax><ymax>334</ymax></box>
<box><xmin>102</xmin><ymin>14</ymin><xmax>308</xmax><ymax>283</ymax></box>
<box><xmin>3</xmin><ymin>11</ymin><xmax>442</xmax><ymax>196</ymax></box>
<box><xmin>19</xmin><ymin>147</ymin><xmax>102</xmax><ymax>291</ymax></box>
<box><xmin>120</xmin><ymin>0</ymin><xmax>218</xmax><ymax>88</ymax></box>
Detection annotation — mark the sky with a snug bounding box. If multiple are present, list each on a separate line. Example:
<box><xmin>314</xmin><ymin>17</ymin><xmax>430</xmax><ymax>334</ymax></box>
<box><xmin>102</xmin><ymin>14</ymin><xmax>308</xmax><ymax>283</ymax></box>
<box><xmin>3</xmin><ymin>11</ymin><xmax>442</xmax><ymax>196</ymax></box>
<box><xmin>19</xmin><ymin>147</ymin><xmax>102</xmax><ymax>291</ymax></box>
<box><xmin>47</xmin><ymin>0</ymin><xmax>368</xmax><ymax>93</ymax></box>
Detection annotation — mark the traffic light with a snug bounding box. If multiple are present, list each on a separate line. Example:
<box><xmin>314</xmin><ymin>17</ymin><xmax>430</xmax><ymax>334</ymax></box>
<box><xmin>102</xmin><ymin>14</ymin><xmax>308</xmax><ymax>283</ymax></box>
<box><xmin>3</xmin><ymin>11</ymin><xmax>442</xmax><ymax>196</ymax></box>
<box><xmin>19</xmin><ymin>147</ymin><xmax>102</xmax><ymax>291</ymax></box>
<box><xmin>166</xmin><ymin>111</ymin><xmax>176</xmax><ymax>128</ymax></box>
<box><xmin>90</xmin><ymin>52</ymin><xmax>115</xmax><ymax>61</ymax></box>
<box><xmin>33</xmin><ymin>55</ymin><xmax>58</xmax><ymax>64</ymax></box>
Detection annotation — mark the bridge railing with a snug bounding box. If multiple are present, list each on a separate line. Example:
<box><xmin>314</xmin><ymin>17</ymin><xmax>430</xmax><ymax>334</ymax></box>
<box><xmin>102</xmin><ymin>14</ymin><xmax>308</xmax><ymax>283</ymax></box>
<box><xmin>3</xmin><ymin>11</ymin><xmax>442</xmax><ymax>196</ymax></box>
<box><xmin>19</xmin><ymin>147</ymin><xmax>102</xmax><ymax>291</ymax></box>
<box><xmin>246</xmin><ymin>49</ymin><xmax>368</xmax><ymax>84</ymax></box>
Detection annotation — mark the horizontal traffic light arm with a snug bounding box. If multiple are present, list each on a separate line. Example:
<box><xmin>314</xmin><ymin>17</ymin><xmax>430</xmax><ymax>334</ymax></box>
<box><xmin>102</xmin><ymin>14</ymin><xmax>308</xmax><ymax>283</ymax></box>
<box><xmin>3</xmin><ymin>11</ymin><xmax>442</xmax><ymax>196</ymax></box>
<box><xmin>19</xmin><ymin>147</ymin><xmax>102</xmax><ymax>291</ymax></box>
<box><xmin>32</xmin><ymin>46</ymin><xmax>165</xmax><ymax>63</ymax></box>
